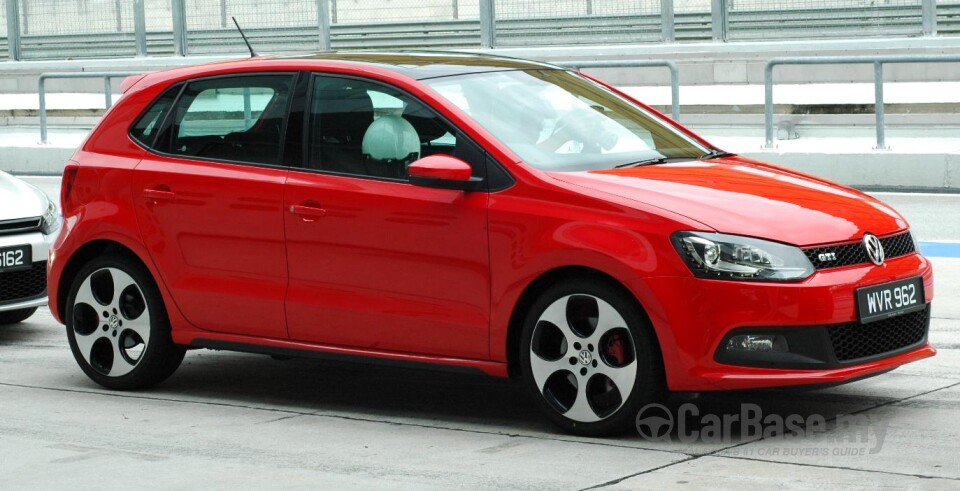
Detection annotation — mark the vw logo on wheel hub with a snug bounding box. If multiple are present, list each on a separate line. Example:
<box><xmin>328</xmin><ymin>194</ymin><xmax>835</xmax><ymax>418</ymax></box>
<box><xmin>108</xmin><ymin>315</ymin><xmax>120</xmax><ymax>330</ymax></box>
<box><xmin>863</xmin><ymin>233</ymin><xmax>885</xmax><ymax>266</ymax></box>
<box><xmin>578</xmin><ymin>350</ymin><xmax>593</xmax><ymax>366</ymax></box>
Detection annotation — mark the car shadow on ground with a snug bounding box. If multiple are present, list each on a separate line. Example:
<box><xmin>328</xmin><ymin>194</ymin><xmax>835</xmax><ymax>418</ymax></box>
<box><xmin>0</xmin><ymin>322</ymin><xmax>51</xmax><ymax>345</ymax></box>
<box><xmin>146</xmin><ymin>349</ymin><xmax>898</xmax><ymax>444</ymax></box>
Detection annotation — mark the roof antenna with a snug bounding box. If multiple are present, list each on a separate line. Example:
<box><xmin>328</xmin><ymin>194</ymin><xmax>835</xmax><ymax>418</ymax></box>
<box><xmin>232</xmin><ymin>17</ymin><xmax>257</xmax><ymax>58</ymax></box>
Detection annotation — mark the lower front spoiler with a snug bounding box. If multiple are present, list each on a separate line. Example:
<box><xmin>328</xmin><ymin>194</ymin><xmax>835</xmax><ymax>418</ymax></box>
<box><xmin>691</xmin><ymin>343</ymin><xmax>937</xmax><ymax>391</ymax></box>
<box><xmin>0</xmin><ymin>294</ymin><xmax>48</xmax><ymax>312</ymax></box>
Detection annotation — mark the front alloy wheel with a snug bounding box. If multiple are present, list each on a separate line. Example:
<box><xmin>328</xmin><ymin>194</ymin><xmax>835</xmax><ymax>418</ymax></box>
<box><xmin>66</xmin><ymin>254</ymin><xmax>184</xmax><ymax>390</ymax></box>
<box><xmin>521</xmin><ymin>279</ymin><xmax>664</xmax><ymax>436</ymax></box>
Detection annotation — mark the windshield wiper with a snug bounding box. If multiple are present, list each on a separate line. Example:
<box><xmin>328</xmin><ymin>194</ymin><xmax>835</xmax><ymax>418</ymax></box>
<box><xmin>700</xmin><ymin>149</ymin><xmax>734</xmax><ymax>160</ymax></box>
<box><xmin>614</xmin><ymin>157</ymin><xmax>669</xmax><ymax>169</ymax></box>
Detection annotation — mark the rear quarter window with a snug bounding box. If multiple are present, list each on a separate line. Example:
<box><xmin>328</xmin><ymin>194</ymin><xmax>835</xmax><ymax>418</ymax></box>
<box><xmin>129</xmin><ymin>84</ymin><xmax>181</xmax><ymax>149</ymax></box>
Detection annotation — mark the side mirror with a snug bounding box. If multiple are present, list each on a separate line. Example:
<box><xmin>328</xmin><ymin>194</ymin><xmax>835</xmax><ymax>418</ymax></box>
<box><xmin>408</xmin><ymin>155</ymin><xmax>484</xmax><ymax>191</ymax></box>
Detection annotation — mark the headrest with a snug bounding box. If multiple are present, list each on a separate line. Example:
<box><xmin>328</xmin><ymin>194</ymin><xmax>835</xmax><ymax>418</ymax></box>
<box><xmin>316</xmin><ymin>86</ymin><xmax>374</xmax><ymax>140</ymax></box>
<box><xmin>362</xmin><ymin>115</ymin><xmax>421</xmax><ymax>161</ymax></box>
<box><xmin>402</xmin><ymin>104</ymin><xmax>449</xmax><ymax>143</ymax></box>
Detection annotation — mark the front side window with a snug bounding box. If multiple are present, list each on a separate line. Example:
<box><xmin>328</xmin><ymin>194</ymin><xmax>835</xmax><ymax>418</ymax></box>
<box><xmin>308</xmin><ymin>76</ymin><xmax>463</xmax><ymax>180</ymax></box>
<box><xmin>165</xmin><ymin>74</ymin><xmax>294</xmax><ymax>165</ymax></box>
<box><xmin>424</xmin><ymin>70</ymin><xmax>711</xmax><ymax>172</ymax></box>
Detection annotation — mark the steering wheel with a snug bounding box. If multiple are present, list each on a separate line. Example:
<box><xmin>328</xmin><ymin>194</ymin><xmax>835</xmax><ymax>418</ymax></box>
<box><xmin>542</xmin><ymin>108</ymin><xmax>618</xmax><ymax>154</ymax></box>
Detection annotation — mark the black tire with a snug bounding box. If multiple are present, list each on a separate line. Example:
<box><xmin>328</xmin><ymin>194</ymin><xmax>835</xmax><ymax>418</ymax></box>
<box><xmin>65</xmin><ymin>253</ymin><xmax>185</xmax><ymax>390</ymax></box>
<box><xmin>0</xmin><ymin>307</ymin><xmax>38</xmax><ymax>325</ymax></box>
<box><xmin>520</xmin><ymin>277</ymin><xmax>665</xmax><ymax>436</ymax></box>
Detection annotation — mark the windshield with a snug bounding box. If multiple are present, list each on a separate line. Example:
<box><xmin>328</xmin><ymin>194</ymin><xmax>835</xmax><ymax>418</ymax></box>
<box><xmin>423</xmin><ymin>69</ymin><xmax>711</xmax><ymax>172</ymax></box>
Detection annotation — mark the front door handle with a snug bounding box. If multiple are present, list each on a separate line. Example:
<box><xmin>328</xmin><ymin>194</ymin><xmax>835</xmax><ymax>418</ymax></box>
<box><xmin>290</xmin><ymin>204</ymin><xmax>327</xmax><ymax>220</ymax></box>
<box><xmin>143</xmin><ymin>189</ymin><xmax>176</xmax><ymax>201</ymax></box>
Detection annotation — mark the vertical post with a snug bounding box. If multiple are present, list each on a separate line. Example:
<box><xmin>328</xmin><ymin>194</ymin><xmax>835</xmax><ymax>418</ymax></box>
<box><xmin>104</xmin><ymin>77</ymin><xmax>113</xmax><ymax>109</ymax></box>
<box><xmin>874</xmin><ymin>61</ymin><xmax>887</xmax><ymax>150</ymax></box>
<box><xmin>171</xmin><ymin>0</ymin><xmax>187</xmax><ymax>56</ymax></box>
<box><xmin>921</xmin><ymin>0</ymin><xmax>936</xmax><ymax>36</ymax></box>
<box><xmin>764</xmin><ymin>61</ymin><xmax>775</xmax><ymax>148</ymax></box>
<box><xmin>668</xmin><ymin>62</ymin><xmax>680</xmax><ymax>122</ymax></box>
<box><xmin>134</xmin><ymin>0</ymin><xmax>148</xmax><ymax>57</ymax></box>
<box><xmin>711</xmin><ymin>0</ymin><xmax>727</xmax><ymax>42</ymax></box>
<box><xmin>220</xmin><ymin>0</ymin><xmax>228</xmax><ymax>28</ymax></box>
<box><xmin>452</xmin><ymin>0</ymin><xmax>458</xmax><ymax>20</ymax></box>
<box><xmin>5</xmin><ymin>0</ymin><xmax>21</xmax><ymax>61</ymax></box>
<box><xmin>479</xmin><ymin>0</ymin><xmax>496</xmax><ymax>48</ymax></box>
<box><xmin>39</xmin><ymin>76</ymin><xmax>47</xmax><ymax>144</ymax></box>
<box><xmin>115</xmin><ymin>0</ymin><xmax>123</xmax><ymax>32</ymax></box>
<box><xmin>317</xmin><ymin>0</ymin><xmax>331</xmax><ymax>51</ymax></box>
<box><xmin>585</xmin><ymin>0</ymin><xmax>593</xmax><ymax>16</ymax></box>
<box><xmin>661</xmin><ymin>0</ymin><xmax>675</xmax><ymax>43</ymax></box>
<box><xmin>331</xmin><ymin>0</ymin><xmax>337</xmax><ymax>24</ymax></box>
<box><xmin>243</xmin><ymin>87</ymin><xmax>252</xmax><ymax>129</ymax></box>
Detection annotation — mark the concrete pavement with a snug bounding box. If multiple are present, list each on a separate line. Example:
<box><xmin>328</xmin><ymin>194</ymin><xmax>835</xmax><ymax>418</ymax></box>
<box><xmin>1</xmin><ymin>179</ymin><xmax>958</xmax><ymax>489</ymax></box>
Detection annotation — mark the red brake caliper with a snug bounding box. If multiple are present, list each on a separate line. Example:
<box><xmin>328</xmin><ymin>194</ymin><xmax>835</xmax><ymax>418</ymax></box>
<box><xmin>605</xmin><ymin>333</ymin><xmax>627</xmax><ymax>366</ymax></box>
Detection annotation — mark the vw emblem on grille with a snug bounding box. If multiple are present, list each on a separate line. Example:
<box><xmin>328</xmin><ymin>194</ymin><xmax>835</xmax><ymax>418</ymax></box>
<box><xmin>863</xmin><ymin>233</ymin><xmax>885</xmax><ymax>266</ymax></box>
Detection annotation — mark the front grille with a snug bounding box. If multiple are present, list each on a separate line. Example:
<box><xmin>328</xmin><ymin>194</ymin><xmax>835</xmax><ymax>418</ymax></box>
<box><xmin>0</xmin><ymin>261</ymin><xmax>47</xmax><ymax>304</ymax></box>
<box><xmin>804</xmin><ymin>231</ymin><xmax>916</xmax><ymax>270</ymax></box>
<box><xmin>827</xmin><ymin>307</ymin><xmax>928</xmax><ymax>363</ymax></box>
<box><xmin>0</xmin><ymin>217</ymin><xmax>42</xmax><ymax>236</ymax></box>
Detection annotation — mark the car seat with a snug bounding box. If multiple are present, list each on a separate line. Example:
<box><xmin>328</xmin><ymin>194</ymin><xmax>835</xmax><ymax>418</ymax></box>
<box><xmin>361</xmin><ymin>115</ymin><xmax>421</xmax><ymax>179</ymax></box>
<box><xmin>312</xmin><ymin>86</ymin><xmax>375</xmax><ymax>174</ymax></box>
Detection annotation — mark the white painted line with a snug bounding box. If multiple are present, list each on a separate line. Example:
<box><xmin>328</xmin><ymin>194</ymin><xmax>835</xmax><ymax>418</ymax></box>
<box><xmin>869</xmin><ymin>192</ymin><xmax>960</xmax><ymax>197</ymax></box>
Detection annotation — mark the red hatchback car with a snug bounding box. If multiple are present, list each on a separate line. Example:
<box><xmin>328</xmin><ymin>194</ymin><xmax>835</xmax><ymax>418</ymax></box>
<box><xmin>48</xmin><ymin>53</ymin><xmax>935</xmax><ymax>435</ymax></box>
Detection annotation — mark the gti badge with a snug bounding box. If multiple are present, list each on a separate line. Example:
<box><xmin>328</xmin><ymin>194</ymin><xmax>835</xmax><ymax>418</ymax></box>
<box><xmin>863</xmin><ymin>233</ymin><xmax>885</xmax><ymax>266</ymax></box>
<box><xmin>817</xmin><ymin>252</ymin><xmax>837</xmax><ymax>262</ymax></box>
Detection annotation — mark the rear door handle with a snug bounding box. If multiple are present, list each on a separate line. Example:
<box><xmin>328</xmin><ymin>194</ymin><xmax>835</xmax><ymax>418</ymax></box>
<box><xmin>290</xmin><ymin>204</ymin><xmax>327</xmax><ymax>219</ymax></box>
<box><xmin>143</xmin><ymin>189</ymin><xmax>176</xmax><ymax>201</ymax></box>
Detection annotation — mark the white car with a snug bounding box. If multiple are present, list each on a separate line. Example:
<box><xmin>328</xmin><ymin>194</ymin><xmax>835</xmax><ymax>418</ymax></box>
<box><xmin>0</xmin><ymin>171</ymin><xmax>60</xmax><ymax>325</ymax></box>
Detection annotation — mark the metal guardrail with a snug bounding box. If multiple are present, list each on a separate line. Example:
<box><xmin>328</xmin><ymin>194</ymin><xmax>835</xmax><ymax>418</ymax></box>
<box><xmin>6</xmin><ymin>1</ymin><xmax>959</xmax><ymax>61</ymax></box>
<box><xmin>39</xmin><ymin>72</ymin><xmax>144</xmax><ymax>144</ymax></box>
<box><xmin>560</xmin><ymin>60</ymin><xmax>681</xmax><ymax>122</ymax></box>
<box><xmin>764</xmin><ymin>54</ymin><xmax>960</xmax><ymax>150</ymax></box>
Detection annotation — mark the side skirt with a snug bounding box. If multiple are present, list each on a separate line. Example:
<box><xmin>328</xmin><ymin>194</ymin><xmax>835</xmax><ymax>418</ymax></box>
<box><xmin>182</xmin><ymin>333</ymin><xmax>509</xmax><ymax>377</ymax></box>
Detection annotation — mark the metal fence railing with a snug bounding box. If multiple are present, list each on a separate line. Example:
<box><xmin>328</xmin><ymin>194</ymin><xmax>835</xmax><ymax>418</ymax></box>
<box><xmin>726</xmin><ymin>0</ymin><xmax>924</xmax><ymax>41</ymax></box>
<box><xmin>0</xmin><ymin>0</ymin><xmax>955</xmax><ymax>61</ymax></box>
<box><xmin>37</xmin><ymin>71</ymin><xmax>144</xmax><ymax>144</ymax></box>
<box><xmin>763</xmin><ymin>54</ymin><xmax>960</xmax><ymax>150</ymax></box>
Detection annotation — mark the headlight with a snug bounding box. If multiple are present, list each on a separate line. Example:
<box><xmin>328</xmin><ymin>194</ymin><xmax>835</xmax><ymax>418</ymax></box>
<box><xmin>40</xmin><ymin>197</ymin><xmax>61</xmax><ymax>235</ymax></box>
<box><xmin>672</xmin><ymin>231</ymin><xmax>814</xmax><ymax>282</ymax></box>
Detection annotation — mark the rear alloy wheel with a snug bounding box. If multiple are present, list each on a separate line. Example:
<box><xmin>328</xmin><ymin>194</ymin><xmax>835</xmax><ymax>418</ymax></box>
<box><xmin>0</xmin><ymin>307</ymin><xmax>38</xmax><ymax>325</ymax></box>
<box><xmin>66</xmin><ymin>254</ymin><xmax>184</xmax><ymax>390</ymax></box>
<box><xmin>520</xmin><ymin>279</ymin><xmax>664</xmax><ymax>436</ymax></box>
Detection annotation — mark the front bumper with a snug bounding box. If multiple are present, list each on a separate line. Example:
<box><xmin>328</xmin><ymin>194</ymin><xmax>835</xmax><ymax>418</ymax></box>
<box><xmin>642</xmin><ymin>252</ymin><xmax>935</xmax><ymax>391</ymax></box>
<box><xmin>0</xmin><ymin>231</ymin><xmax>53</xmax><ymax>312</ymax></box>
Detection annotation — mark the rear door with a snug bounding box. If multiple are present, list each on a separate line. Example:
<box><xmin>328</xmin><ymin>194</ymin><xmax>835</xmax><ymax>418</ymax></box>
<box><xmin>131</xmin><ymin>73</ymin><xmax>296</xmax><ymax>339</ymax></box>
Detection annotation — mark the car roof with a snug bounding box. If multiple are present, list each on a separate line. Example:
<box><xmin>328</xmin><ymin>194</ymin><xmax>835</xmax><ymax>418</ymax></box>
<box><xmin>276</xmin><ymin>51</ymin><xmax>564</xmax><ymax>79</ymax></box>
<box><xmin>165</xmin><ymin>51</ymin><xmax>561</xmax><ymax>81</ymax></box>
<box><xmin>126</xmin><ymin>51</ymin><xmax>570</xmax><ymax>109</ymax></box>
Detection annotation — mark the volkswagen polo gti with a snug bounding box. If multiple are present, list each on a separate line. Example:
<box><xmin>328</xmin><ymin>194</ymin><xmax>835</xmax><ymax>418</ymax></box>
<box><xmin>48</xmin><ymin>53</ymin><xmax>934</xmax><ymax>436</ymax></box>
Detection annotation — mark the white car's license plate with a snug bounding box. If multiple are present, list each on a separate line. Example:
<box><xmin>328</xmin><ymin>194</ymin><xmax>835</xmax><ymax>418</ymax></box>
<box><xmin>0</xmin><ymin>245</ymin><xmax>32</xmax><ymax>273</ymax></box>
<box><xmin>856</xmin><ymin>276</ymin><xmax>925</xmax><ymax>324</ymax></box>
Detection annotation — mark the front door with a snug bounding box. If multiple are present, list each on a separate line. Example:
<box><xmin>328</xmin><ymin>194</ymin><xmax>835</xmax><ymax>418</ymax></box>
<box><xmin>283</xmin><ymin>74</ymin><xmax>491</xmax><ymax>359</ymax></box>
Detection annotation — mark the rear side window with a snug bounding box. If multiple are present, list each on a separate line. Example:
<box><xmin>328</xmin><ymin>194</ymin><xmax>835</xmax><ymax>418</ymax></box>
<box><xmin>130</xmin><ymin>84</ymin><xmax>181</xmax><ymax>148</ymax></box>
<box><xmin>163</xmin><ymin>74</ymin><xmax>294</xmax><ymax>165</ymax></box>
